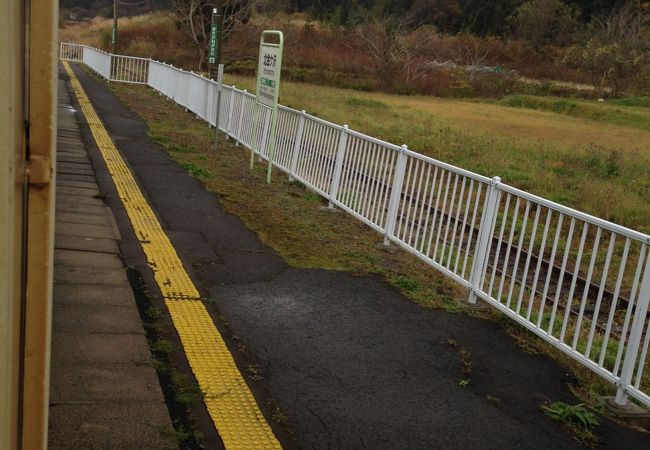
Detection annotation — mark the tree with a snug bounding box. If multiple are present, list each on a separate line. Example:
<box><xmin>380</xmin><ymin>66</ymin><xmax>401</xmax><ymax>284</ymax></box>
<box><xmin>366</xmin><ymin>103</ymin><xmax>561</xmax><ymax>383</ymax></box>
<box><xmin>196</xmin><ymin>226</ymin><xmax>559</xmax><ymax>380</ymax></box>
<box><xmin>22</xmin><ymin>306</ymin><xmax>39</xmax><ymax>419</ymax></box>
<box><xmin>509</xmin><ymin>0</ymin><xmax>580</xmax><ymax>48</ymax></box>
<box><xmin>354</xmin><ymin>13</ymin><xmax>432</xmax><ymax>90</ymax></box>
<box><xmin>565</xmin><ymin>0</ymin><xmax>623</xmax><ymax>21</ymax></box>
<box><xmin>458</xmin><ymin>0</ymin><xmax>526</xmax><ymax>36</ymax></box>
<box><xmin>564</xmin><ymin>2</ymin><xmax>649</xmax><ymax>95</ymax></box>
<box><xmin>409</xmin><ymin>0</ymin><xmax>462</xmax><ymax>32</ymax></box>
<box><xmin>171</xmin><ymin>0</ymin><xmax>256</xmax><ymax>70</ymax></box>
<box><xmin>595</xmin><ymin>0</ymin><xmax>648</xmax><ymax>53</ymax></box>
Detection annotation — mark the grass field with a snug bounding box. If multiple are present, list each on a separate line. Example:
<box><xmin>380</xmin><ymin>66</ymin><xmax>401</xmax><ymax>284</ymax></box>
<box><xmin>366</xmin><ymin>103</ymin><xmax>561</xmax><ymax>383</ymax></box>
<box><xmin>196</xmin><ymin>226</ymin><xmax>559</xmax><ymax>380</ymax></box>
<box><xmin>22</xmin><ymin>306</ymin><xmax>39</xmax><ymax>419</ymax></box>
<box><xmin>224</xmin><ymin>74</ymin><xmax>650</xmax><ymax>234</ymax></box>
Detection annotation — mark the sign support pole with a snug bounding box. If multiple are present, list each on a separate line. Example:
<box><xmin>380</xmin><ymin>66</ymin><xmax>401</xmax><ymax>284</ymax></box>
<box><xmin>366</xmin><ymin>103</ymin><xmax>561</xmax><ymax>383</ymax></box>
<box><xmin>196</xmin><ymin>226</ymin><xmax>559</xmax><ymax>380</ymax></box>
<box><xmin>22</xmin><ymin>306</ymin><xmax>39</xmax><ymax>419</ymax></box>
<box><xmin>213</xmin><ymin>64</ymin><xmax>224</xmax><ymax>152</ymax></box>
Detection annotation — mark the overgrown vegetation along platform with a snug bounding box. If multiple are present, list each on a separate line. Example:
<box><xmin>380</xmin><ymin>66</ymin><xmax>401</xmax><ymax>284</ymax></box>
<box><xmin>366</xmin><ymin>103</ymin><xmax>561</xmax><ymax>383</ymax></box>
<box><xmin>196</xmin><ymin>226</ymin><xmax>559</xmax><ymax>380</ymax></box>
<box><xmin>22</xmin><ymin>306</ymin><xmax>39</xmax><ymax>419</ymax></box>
<box><xmin>67</xmin><ymin>62</ymin><xmax>650</xmax><ymax>448</ymax></box>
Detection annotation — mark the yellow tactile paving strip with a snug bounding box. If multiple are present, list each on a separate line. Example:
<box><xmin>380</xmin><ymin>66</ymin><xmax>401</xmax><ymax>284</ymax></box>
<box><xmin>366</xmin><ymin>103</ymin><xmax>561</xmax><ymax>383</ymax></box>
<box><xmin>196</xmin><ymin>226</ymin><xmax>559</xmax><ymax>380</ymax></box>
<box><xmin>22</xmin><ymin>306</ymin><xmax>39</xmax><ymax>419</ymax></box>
<box><xmin>63</xmin><ymin>61</ymin><xmax>282</xmax><ymax>450</ymax></box>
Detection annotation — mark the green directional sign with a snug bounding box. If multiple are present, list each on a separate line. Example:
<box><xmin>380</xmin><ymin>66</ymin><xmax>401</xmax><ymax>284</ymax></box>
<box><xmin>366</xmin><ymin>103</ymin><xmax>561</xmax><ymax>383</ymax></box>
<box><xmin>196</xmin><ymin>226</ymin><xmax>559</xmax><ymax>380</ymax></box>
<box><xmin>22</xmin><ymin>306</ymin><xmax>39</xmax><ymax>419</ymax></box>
<box><xmin>208</xmin><ymin>24</ymin><xmax>218</xmax><ymax>65</ymax></box>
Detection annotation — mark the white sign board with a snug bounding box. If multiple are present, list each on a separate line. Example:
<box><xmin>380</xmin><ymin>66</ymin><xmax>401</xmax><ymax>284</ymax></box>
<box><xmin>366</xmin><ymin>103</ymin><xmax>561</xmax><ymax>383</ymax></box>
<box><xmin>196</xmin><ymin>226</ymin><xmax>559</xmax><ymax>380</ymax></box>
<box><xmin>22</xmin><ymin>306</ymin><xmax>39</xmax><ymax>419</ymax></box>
<box><xmin>255</xmin><ymin>44</ymin><xmax>281</xmax><ymax>109</ymax></box>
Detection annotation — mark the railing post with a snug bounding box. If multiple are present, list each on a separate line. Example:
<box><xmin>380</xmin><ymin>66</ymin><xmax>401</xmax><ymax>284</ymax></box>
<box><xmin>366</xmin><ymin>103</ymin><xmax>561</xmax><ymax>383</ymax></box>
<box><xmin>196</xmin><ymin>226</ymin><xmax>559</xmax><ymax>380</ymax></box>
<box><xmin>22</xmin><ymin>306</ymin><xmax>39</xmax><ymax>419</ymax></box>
<box><xmin>383</xmin><ymin>145</ymin><xmax>408</xmax><ymax>246</ymax></box>
<box><xmin>227</xmin><ymin>86</ymin><xmax>236</xmax><ymax>137</ymax></box>
<box><xmin>206</xmin><ymin>80</ymin><xmax>214</xmax><ymax>128</ymax></box>
<box><xmin>328</xmin><ymin>125</ymin><xmax>349</xmax><ymax>208</ymax></box>
<box><xmin>467</xmin><ymin>176</ymin><xmax>501</xmax><ymax>304</ymax></box>
<box><xmin>615</xmin><ymin>250</ymin><xmax>650</xmax><ymax>405</ymax></box>
<box><xmin>146</xmin><ymin>58</ymin><xmax>152</xmax><ymax>86</ymax></box>
<box><xmin>171</xmin><ymin>65</ymin><xmax>178</xmax><ymax>102</ymax></box>
<box><xmin>107</xmin><ymin>52</ymin><xmax>114</xmax><ymax>81</ymax></box>
<box><xmin>289</xmin><ymin>110</ymin><xmax>306</xmax><ymax>181</ymax></box>
<box><xmin>235</xmin><ymin>90</ymin><xmax>247</xmax><ymax>146</ymax></box>
<box><xmin>184</xmin><ymin>70</ymin><xmax>198</xmax><ymax>113</ymax></box>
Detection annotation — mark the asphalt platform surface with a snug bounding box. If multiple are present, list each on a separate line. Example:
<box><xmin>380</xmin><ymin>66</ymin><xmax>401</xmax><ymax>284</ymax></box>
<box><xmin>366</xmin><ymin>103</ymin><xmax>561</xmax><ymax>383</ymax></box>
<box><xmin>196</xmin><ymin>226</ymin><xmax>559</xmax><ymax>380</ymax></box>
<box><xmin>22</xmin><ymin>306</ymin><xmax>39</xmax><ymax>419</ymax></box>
<box><xmin>67</xmin><ymin>64</ymin><xmax>649</xmax><ymax>449</ymax></box>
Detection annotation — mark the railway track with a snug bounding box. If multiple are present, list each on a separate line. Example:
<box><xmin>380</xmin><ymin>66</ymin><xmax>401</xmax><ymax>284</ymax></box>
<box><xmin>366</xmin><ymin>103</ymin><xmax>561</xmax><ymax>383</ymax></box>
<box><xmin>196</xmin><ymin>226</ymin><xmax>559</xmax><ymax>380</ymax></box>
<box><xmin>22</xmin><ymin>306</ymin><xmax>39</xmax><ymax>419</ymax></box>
<box><xmin>284</xmin><ymin>141</ymin><xmax>635</xmax><ymax>333</ymax></box>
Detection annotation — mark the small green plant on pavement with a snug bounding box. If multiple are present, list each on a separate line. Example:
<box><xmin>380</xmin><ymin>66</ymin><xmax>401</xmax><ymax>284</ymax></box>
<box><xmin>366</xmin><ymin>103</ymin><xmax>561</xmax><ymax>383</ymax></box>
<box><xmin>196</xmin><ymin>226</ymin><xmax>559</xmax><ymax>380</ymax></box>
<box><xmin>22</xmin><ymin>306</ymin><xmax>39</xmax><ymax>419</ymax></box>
<box><xmin>542</xmin><ymin>401</ymin><xmax>600</xmax><ymax>445</ymax></box>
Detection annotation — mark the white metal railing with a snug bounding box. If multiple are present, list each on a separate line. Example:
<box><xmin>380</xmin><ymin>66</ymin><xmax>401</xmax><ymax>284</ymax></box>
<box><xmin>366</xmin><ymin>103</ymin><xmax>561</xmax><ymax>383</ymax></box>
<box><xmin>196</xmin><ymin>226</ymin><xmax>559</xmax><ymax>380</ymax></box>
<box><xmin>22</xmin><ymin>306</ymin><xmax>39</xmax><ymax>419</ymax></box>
<box><xmin>60</xmin><ymin>43</ymin><xmax>650</xmax><ymax>409</ymax></box>
<box><xmin>81</xmin><ymin>46</ymin><xmax>112</xmax><ymax>80</ymax></box>
<box><xmin>59</xmin><ymin>42</ymin><xmax>84</xmax><ymax>62</ymax></box>
<box><xmin>110</xmin><ymin>54</ymin><xmax>149</xmax><ymax>84</ymax></box>
<box><xmin>59</xmin><ymin>43</ymin><xmax>148</xmax><ymax>85</ymax></box>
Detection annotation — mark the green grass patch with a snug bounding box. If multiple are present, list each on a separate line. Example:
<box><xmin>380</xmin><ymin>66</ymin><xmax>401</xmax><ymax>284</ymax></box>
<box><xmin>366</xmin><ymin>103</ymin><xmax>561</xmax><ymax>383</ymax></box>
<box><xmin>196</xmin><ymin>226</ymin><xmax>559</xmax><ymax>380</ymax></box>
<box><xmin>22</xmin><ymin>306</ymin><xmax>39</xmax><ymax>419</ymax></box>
<box><xmin>169</xmin><ymin>143</ymin><xmax>196</xmax><ymax>154</ymax></box>
<box><xmin>346</xmin><ymin>97</ymin><xmax>389</xmax><ymax>109</ymax></box>
<box><xmin>151</xmin><ymin>338</ymin><xmax>176</xmax><ymax>356</ymax></box>
<box><xmin>542</xmin><ymin>401</ymin><xmax>600</xmax><ymax>446</ymax></box>
<box><xmin>501</xmin><ymin>95</ymin><xmax>650</xmax><ymax>132</ymax></box>
<box><xmin>180</xmin><ymin>162</ymin><xmax>214</xmax><ymax>179</ymax></box>
<box><xmin>170</xmin><ymin>371</ymin><xmax>205</xmax><ymax>406</ymax></box>
<box><xmin>609</xmin><ymin>96</ymin><xmax>650</xmax><ymax>108</ymax></box>
<box><xmin>391</xmin><ymin>275</ymin><xmax>421</xmax><ymax>293</ymax></box>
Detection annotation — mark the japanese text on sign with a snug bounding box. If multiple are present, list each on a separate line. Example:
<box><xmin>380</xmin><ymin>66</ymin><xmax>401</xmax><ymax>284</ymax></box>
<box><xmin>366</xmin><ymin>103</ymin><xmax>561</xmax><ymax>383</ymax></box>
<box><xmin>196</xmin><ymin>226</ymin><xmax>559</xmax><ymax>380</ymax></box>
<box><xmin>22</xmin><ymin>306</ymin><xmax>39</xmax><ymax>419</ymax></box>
<box><xmin>256</xmin><ymin>45</ymin><xmax>281</xmax><ymax>109</ymax></box>
<box><xmin>208</xmin><ymin>24</ymin><xmax>218</xmax><ymax>65</ymax></box>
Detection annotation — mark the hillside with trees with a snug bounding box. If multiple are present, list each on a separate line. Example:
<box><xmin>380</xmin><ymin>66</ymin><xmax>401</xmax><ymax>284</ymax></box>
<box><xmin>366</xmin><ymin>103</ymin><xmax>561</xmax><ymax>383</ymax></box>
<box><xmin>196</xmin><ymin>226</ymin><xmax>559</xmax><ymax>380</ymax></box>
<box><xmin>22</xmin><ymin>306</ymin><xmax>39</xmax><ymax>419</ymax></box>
<box><xmin>60</xmin><ymin>0</ymin><xmax>650</xmax><ymax>97</ymax></box>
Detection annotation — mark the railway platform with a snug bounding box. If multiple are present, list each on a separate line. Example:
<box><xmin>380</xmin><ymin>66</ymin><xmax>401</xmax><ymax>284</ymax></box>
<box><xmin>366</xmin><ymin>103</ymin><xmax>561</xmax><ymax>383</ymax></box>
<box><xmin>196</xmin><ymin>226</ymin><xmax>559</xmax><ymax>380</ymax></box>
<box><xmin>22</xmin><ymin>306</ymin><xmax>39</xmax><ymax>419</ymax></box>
<box><xmin>47</xmin><ymin>72</ymin><xmax>175</xmax><ymax>449</ymax></box>
<box><xmin>46</xmin><ymin>61</ymin><xmax>650</xmax><ymax>449</ymax></box>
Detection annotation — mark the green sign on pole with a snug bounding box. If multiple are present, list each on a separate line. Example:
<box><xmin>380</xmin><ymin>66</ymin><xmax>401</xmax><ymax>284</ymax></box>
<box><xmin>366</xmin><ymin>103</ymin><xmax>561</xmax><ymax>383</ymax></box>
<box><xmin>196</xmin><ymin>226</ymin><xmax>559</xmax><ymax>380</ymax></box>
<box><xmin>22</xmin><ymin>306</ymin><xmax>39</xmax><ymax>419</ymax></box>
<box><xmin>250</xmin><ymin>30</ymin><xmax>284</xmax><ymax>183</ymax></box>
<box><xmin>208</xmin><ymin>24</ymin><xmax>218</xmax><ymax>65</ymax></box>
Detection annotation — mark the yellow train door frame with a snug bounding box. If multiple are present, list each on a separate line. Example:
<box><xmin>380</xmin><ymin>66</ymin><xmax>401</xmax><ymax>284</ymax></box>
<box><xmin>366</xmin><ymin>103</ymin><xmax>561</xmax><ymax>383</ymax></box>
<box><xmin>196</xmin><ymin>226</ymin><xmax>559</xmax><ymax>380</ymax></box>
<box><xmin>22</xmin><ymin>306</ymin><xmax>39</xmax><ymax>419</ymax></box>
<box><xmin>1</xmin><ymin>0</ymin><xmax>58</xmax><ymax>448</ymax></box>
<box><xmin>0</xmin><ymin>0</ymin><xmax>28</xmax><ymax>446</ymax></box>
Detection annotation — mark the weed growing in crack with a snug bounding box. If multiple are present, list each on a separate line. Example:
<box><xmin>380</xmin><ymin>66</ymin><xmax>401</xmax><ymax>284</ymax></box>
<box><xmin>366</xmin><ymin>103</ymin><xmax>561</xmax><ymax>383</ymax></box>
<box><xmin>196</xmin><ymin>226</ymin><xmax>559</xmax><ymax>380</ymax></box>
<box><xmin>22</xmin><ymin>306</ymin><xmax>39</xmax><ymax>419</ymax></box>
<box><xmin>542</xmin><ymin>401</ymin><xmax>600</xmax><ymax>446</ymax></box>
<box><xmin>246</xmin><ymin>364</ymin><xmax>263</xmax><ymax>381</ymax></box>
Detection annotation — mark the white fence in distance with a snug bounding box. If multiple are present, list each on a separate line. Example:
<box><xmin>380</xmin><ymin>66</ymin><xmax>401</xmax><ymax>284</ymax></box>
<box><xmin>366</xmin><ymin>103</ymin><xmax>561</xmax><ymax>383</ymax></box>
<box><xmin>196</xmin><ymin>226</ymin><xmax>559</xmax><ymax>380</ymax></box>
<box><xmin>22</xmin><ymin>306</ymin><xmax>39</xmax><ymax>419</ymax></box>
<box><xmin>60</xmin><ymin>42</ymin><xmax>650</xmax><ymax>409</ymax></box>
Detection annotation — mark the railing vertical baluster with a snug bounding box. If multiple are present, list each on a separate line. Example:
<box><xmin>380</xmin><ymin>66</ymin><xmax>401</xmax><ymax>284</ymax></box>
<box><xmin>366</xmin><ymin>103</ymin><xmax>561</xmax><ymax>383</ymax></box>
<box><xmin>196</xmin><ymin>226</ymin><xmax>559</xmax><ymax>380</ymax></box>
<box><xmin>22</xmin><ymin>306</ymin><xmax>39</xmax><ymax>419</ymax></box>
<box><xmin>615</xmin><ymin>250</ymin><xmax>650</xmax><ymax>405</ymax></box>
<box><xmin>328</xmin><ymin>125</ymin><xmax>349</xmax><ymax>208</ymax></box>
<box><xmin>206</xmin><ymin>80</ymin><xmax>214</xmax><ymax>128</ymax></box>
<box><xmin>235</xmin><ymin>90</ymin><xmax>246</xmax><ymax>145</ymax></box>
<box><xmin>227</xmin><ymin>86</ymin><xmax>236</xmax><ymax>137</ymax></box>
<box><xmin>288</xmin><ymin>110</ymin><xmax>306</xmax><ymax>181</ymax></box>
<box><xmin>259</xmin><ymin>110</ymin><xmax>271</xmax><ymax>159</ymax></box>
<box><xmin>383</xmin><ymin>145</ymin><xmax>408</xmax><ymax>246</ymax></box>
<box><xmin>467</xmin><ymin>176</ymin><xmax>501</xmax><ymax>304</ymax></box>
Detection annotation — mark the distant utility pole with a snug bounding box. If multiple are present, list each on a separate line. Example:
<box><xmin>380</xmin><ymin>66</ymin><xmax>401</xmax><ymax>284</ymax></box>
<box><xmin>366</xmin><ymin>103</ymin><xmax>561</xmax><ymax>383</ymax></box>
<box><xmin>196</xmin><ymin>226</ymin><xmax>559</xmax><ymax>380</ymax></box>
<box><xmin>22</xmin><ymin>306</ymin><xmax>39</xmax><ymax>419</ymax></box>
<box><xmin>208</xmin><ymin>3</ymin><xmax>224</xmax><ymax>81</ymax></box>
<box><xmin>112</xmin><ymin>0</ymin><xmax>118</xmax><ymax>54</ymax></box>
<box><xmin>210</xmin><ymin>2</ymin><xmax>224</xmax><ymax>151</ymax></box>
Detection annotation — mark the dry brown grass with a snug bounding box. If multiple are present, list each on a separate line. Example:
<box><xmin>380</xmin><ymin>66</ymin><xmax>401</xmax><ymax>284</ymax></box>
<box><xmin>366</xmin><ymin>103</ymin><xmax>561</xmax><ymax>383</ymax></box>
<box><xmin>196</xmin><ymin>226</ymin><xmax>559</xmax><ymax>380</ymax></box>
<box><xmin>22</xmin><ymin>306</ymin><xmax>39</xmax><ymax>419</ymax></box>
<box><xmin>62</xmin><ymin>12</ymin><xmax>613</xmax><ymax>97</ymax></box>
<box><xmin>60</xmin><ymin>12</ymin><xmax>196</xmax><ymax>68</ymax></box>
<box><xmin>225</xmin><ymin>73</ymin><xmax>650</xmax><ymax>157</ymax></box>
